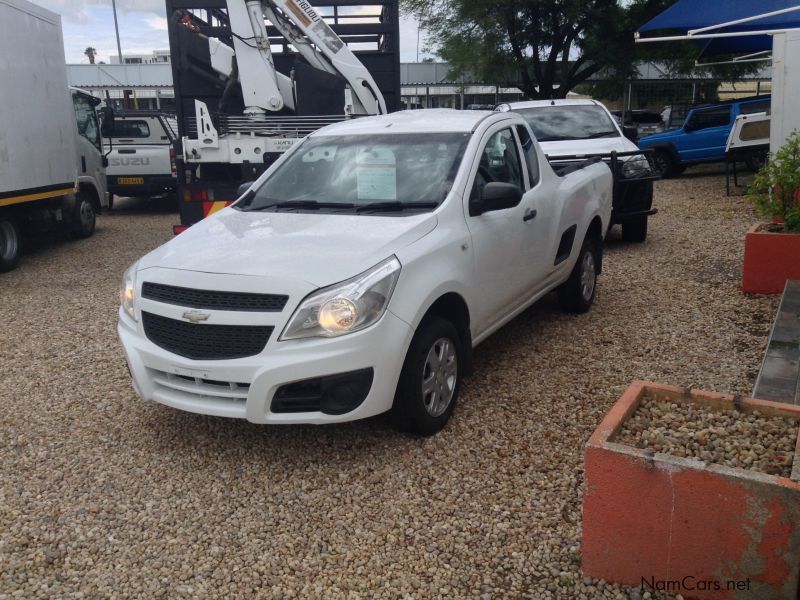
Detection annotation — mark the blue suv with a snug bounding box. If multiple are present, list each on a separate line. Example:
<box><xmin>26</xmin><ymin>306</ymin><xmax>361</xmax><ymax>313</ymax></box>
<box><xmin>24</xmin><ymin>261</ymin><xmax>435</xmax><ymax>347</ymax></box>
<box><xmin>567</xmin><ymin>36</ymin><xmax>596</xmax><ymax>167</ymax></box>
<box><xmin>638</xmin><ymin>96</ymin><xmax>770</xmax><ymax>177</ymax></box>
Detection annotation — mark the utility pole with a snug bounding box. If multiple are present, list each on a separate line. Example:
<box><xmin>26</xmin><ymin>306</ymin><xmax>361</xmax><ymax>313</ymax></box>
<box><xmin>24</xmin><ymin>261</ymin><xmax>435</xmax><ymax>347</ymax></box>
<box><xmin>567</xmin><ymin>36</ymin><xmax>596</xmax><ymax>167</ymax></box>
<box><xmin>112</xmin><ymin>0</ymin><xmax>123</xmax><ymax>64</ymax></box>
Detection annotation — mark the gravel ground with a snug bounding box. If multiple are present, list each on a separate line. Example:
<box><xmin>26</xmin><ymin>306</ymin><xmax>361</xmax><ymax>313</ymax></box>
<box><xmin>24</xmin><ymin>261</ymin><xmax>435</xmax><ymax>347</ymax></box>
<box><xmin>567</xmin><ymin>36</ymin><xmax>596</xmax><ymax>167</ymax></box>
<box><xmin>615</xmin><ymin>394</ymin><xmax>798</xmax><ymax>478</ymax></box>
<box><xmin>0</xmin><ymin>176</ymin><xmax>780</xmax><ymax>598</ymax></box>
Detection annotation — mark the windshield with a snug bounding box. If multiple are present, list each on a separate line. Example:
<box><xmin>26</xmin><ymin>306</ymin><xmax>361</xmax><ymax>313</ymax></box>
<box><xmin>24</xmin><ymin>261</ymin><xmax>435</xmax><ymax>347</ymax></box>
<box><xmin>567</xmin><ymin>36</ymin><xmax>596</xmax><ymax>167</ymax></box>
<box><xmin>240</xmin><ymin>133</ymin><xmax>471</xmax><ymax>213</ymax></box>
<box><xmin>516</xmin><ymin>105</ymin><xmax>619</xmax><ymax>142</ymax></box>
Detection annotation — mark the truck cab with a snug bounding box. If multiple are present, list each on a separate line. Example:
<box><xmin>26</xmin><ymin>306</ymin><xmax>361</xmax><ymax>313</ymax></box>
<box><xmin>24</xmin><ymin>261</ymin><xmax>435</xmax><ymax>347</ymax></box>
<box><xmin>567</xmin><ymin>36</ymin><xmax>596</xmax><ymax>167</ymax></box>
<box><xmin>71</xmin><ymin>88</ymin><xmax>109</xmax><ymax>213</ymax></box>
<box><xmin>639</xmin><ymin>96</ymin><xmax>771</xmax><ymax>177</ymax></box>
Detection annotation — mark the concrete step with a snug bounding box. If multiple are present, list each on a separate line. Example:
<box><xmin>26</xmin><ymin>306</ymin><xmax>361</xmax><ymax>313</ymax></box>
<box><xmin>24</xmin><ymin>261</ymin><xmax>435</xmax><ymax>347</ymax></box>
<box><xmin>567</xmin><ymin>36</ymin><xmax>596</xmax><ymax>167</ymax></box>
<box><xmin>753</xmin><ymin>280</ymin><xmax>800</xmax><ymax>405</ymax></box>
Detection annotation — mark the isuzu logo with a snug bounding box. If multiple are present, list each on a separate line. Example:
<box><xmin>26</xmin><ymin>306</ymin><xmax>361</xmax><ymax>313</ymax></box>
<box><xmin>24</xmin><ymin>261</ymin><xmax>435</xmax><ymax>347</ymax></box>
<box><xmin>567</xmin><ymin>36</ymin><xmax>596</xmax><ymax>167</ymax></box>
<box><xmin>182</xmin><ymin>310</ymin><xmax>210</xmax><ymax>323</ymax></box>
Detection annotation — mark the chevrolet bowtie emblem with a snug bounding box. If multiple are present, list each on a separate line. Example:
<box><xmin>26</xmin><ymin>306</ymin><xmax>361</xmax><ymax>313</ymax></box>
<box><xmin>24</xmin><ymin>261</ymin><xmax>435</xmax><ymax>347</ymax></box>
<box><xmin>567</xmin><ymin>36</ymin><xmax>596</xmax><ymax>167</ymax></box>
<box><xmin>182</xmin><ymin>310</ymin><xmax>210</xmax><ymax>323</ymax></box>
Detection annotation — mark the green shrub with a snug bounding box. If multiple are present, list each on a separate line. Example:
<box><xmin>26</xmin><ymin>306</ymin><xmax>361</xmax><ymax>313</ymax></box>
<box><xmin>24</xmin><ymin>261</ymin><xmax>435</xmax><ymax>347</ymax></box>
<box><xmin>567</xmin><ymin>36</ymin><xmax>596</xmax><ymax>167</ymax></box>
<box><xmin>747</xmin><ymin>131</ymin><xmax>800</xmax><ymax>232</ymax></box>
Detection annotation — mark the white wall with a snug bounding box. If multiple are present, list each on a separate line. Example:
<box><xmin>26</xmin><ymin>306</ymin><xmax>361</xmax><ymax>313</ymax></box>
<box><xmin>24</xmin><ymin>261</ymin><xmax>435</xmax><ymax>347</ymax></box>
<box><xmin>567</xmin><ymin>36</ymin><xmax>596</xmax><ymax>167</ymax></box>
<box><xmin>770</xmin><ymin>31</ymin><xmax>800</xmax><ymax>153</ymax></box>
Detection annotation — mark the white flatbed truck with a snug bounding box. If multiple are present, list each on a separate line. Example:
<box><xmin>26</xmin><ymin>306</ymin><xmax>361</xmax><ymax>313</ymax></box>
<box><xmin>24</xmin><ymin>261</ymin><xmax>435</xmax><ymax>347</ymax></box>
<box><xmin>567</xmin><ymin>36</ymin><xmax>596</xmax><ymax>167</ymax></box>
<box><xmin>0</xmin><ymin>0</ymin><xmax>109</xmax><ymax>272</ymax></box>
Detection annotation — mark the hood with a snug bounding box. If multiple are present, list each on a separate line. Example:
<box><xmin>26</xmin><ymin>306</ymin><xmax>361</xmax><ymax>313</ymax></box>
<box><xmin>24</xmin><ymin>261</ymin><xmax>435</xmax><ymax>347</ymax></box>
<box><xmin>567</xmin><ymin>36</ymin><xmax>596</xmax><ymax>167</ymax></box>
<box><xmin>538</xmin><ymin>135</ymin><xmax>637</xmax><ymax>158</ymax></box>
<box><xmin>638</xmin><ymin>128</ymin><xmax>682</xmax><ymax>145</ymax></box>
<box><xmin>138</xmin><ymin>207</ymin><xmax>438</xmax><ymax>287</ymax></box>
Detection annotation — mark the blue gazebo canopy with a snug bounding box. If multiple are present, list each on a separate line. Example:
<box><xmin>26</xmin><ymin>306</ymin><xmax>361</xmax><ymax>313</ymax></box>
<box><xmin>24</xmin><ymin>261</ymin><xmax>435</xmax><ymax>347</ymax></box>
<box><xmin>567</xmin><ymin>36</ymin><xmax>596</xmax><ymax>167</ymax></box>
<box><xmin>638</xmin><ymin>0</ymin><xmax>800</xmax><ymax>55</ymax></box>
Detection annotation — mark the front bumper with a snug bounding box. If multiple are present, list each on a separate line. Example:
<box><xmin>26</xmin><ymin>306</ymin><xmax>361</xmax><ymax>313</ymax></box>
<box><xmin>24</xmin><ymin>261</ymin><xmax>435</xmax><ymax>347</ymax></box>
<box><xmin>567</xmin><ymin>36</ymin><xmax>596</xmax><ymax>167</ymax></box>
<box><xmin>117</xmin><ymin>307</ymin><xmax>414</xmax><ymax>424</ymax></box>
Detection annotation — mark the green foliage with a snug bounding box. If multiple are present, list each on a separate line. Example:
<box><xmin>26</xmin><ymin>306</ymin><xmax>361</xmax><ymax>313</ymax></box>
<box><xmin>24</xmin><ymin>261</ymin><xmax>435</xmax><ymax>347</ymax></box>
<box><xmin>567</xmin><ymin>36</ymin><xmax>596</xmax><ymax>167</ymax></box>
<box><xmin>748</xmin><ymin>132</ymin><xmax>800</xmax><ymax>233</ymax></box>
<box><xmin>402</xmin><ymin>0</ymin><xmax>760</xmax><ymax>99</ymax></box>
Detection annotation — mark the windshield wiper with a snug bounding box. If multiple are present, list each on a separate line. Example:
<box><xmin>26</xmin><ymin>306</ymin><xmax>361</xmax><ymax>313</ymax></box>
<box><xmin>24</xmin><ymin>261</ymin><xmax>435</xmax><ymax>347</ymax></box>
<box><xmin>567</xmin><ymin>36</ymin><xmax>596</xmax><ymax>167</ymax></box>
<box><xmin>583</xmin><ymin>131</ymin><xmax>619</xmax><ymax>139</ymax></box>
<box><xmin>249</xmin><ymin>200</ymin><xmax>355</xmax><ymax>211</ymax></box>
<box><xmin>356</xmin><ymin>201</ymin><xmax>439</xmax><ymax>213</ymax></box>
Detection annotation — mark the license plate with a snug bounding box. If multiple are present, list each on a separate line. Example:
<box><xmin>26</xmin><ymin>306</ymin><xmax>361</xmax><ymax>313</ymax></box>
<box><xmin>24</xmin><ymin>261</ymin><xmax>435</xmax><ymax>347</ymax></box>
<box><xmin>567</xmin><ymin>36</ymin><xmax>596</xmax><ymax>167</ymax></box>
<box><xmin>117</xmin><ymin>176</ymin><xmax>144</xmax><ymax>185</ymax></box>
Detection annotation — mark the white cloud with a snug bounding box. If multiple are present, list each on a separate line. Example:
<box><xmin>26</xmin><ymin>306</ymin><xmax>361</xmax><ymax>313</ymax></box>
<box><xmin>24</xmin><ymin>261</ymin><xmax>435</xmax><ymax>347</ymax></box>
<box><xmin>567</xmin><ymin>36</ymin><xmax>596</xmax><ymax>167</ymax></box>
<box><xmin>143</xmin><ymin>14</ymin><xmax>168</xmax><ymax>31</ymax></box>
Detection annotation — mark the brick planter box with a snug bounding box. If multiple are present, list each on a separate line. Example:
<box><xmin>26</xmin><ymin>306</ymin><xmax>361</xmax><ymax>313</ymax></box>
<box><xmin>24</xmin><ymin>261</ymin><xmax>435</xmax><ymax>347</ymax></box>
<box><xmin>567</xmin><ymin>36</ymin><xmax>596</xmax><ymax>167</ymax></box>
<box><xmin>742</xmin><ymin>225</ymin><xmax>800</xmax><ymax>294</ymax></box>
<box><xmin>582</xmin><ymin>381</ymin><xmax>800</xmax><ymax>599</ymax></box>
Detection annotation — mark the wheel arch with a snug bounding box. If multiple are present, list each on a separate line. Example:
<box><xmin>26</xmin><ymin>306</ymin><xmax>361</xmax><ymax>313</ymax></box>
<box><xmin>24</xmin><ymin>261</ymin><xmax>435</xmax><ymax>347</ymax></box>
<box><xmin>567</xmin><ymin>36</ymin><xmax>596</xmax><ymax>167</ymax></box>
<box><xmin>649</xmin><ymin>142</ymin><xmax>680</xmax><ymax>163</ymax></box>
<box><xmin>77</xmin><ymin>181</ymin><xmax>101</xmax><ymax>212</ymax></box>
<box><xmin>586</xmin><ymin>215</ymin><xmax>604</xmax><ymax>274</ymax></box>
<box><xmin>417</xmin><ymin>292</ymin><xmax>473</xmax><ymax>376</ymax></box>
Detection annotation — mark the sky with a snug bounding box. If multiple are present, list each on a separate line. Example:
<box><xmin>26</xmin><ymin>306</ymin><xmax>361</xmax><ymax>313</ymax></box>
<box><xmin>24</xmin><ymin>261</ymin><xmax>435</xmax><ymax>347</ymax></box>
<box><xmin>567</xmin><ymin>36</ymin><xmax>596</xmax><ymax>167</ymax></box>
<box><xmin>33</xmin><ymin>0</ymin><xmax>430</xmax><ymax>64</ymax></box>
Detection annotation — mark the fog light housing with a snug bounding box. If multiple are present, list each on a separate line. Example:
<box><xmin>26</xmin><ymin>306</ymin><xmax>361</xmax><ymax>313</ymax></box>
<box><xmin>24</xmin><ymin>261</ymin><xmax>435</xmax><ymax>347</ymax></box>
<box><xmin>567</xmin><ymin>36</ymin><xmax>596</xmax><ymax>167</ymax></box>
<box><xmin>271</xmin><ymin>368</ymin><xmax>374</xmax><ymax>415</ymax></box>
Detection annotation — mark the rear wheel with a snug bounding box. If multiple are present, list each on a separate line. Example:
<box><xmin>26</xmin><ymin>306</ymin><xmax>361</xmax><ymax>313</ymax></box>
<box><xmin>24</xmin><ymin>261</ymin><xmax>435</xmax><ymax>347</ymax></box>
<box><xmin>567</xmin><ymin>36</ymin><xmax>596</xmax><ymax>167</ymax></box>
<box><xmin>392</xmin><ymin>316</ymin><xmax>462</xmax><ymax>436</ymax></box>
<box><xmin>0</xmin><ymin>216</ymin><xmax>22</xmax><ymax>272</ymax></box>
<box><xmin>622</xmin><ymin>215</ymin><xmax>648</xmax><ymax>242</ymax></box>
<box><xmin>558</xmin><ymin>238</ymin><xmax>598</xmax><ymax>314</ymax></box>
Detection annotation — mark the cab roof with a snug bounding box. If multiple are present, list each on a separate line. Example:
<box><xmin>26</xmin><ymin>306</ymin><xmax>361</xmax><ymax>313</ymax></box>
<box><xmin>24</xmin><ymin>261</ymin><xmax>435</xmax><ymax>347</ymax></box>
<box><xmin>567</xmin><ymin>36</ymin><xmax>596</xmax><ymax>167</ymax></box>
<box><xmin>499</xmin><ymin>99</ymin><xmax>603</xmax><ymax>110</ymax></box>
<box><xmin>312</xmin><ymin>109</ymin><xmax>511</xmax><ymax>136</ymax></box>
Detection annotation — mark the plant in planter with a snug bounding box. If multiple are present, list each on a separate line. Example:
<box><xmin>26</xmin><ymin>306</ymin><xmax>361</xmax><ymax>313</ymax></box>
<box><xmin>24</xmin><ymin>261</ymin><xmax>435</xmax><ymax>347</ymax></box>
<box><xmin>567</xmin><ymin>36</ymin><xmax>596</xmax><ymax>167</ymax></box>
<box><xmin>742</xmin><ymin>132</ymin><xmax>800</xmax><ymax>293</ymax></box>
<box><xmin>582</xmin><ymin>381</ymin><xmax>800</xmax><ymax>599</ymax></box>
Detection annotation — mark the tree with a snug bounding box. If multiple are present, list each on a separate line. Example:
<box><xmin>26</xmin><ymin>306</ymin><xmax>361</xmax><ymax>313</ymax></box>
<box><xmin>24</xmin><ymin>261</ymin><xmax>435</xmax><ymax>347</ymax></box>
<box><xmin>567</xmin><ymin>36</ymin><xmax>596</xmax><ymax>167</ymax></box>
<box><xmin>403</xmin><ymin>0</ymin><xmax>752</xmax><ymax>100</ymax></box>
<box><xmin>84</xmin><ymin>47</ymin><xmax>97</xmax><ymax>65</ymax></box>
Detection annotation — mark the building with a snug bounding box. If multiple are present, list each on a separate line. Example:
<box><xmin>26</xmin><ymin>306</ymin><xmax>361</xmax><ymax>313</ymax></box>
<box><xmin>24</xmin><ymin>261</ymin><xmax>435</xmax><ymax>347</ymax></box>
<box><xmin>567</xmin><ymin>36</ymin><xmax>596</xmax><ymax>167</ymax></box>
<box><xmin>66</xmin><ymin>60</ymin><xmax>773</xmax><ymax>114</ymax></box>
<box><xmin>110</xmin><ymin>49</ymin><xmax>171</xmax><ymax>65</ymax></box>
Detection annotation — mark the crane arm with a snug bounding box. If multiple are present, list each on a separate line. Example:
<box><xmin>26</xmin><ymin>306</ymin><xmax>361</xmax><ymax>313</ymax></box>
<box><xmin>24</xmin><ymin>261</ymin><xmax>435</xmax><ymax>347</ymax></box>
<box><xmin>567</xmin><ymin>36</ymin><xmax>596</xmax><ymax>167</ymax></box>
<box><xmin>222</xmin><ymin>0</ymin><xmax>386</xmax><ymax>116</ymax></box>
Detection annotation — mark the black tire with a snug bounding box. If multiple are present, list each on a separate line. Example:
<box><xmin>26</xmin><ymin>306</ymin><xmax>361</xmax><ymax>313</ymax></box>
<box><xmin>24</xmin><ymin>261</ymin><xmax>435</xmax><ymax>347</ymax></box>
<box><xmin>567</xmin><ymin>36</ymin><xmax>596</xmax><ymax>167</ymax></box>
<box><xmin>392</xmin><ymin>316</ymin><xmax>462</xmax><ymax>436</ymax></box>
<box><xmin>745</xmin><ymin>150</ymin><xmax>768</xmax><ymax>173</ymax></box>
<box><xmin>67</xmin><ymin>191</ymin><xmax>96</xmax><ymax>239</ymax></box>
<box><xmin>0</xmin><ymin>215</ymin><xmax>22</xmax><ymax>273</ymax></box>
<box><xmin>557</xmin><ymin>237</ymin><xmax>599</xmax><ymax>314</ymax></box>
<box><xmin>622</xmin><ymin>215</ymin><xmax>648</xmax><ymax>243</ymax></box>
<box><xmin>107</xmin><ymin>193</ymin><xmax>114</xmax><ymax>211</ymax></box>
<box><xmin>651</xmin><ymin>149</ymin><xmax>675</xmax><ymax>178</ymax></box>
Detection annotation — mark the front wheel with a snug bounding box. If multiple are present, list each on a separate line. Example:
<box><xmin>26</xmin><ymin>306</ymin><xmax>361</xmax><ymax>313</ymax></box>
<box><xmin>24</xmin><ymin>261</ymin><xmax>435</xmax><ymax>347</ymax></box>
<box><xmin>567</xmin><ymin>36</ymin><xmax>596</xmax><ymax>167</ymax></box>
<box><xmin>392</xmin><ymin>316</ymin><xmax>462</xmax><ymax>436</ymax></box>
<box><xmin>622</xmin><ymin>215</ymin><xmax>648</xmax><ymax>242</ymax></box>
<box><xmin>0</xmin><ymin>216</ymin><xmax>22</xmax><ymax>272</ymax></box>
<box><xmin>558</xmin><ymin>238</ymin><xmax>598</xmax><ymax>314</ymax></box>
<box><xmin>68</xmin><ymin>191</ymin><xmax>96</xmax><ymax>239</ymax></box>
<box><xmin>650</xmin><ymin>149</ymin><xmax>675</xmax><ymax>178</ymax></box>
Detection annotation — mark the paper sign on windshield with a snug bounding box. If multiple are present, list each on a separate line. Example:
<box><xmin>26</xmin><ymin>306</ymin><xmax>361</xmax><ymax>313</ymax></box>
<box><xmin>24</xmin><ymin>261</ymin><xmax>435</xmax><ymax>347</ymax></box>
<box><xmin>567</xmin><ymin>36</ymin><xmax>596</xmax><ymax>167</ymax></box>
<box><xmin>356</xmin><ymin>147</ymin><xmax>397</xmax><ymax>201</ymax></box>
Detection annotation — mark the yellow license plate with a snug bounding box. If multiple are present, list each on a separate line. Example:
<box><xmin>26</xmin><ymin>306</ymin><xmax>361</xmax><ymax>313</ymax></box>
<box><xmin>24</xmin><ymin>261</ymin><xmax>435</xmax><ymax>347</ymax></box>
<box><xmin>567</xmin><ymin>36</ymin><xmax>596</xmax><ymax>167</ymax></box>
<box><xmin>117</xmin><ymin>177</ymin><xmax>144</xmax><ymax>185</ymax></box>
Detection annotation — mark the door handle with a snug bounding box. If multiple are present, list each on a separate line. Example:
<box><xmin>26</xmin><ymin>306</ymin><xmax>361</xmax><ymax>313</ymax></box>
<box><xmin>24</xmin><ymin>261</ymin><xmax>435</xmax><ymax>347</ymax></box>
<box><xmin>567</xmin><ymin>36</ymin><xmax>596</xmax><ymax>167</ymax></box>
<box><xmin>523</xmin><ymin>209</ymin><xmax>537</xmax><ymax>222</ymax></box>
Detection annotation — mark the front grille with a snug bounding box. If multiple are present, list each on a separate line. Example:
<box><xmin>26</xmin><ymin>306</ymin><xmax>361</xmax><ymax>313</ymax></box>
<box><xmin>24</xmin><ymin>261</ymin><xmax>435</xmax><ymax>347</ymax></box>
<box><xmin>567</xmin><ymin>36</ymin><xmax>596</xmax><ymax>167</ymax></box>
<box><xmin>142</xmin><ymin>311</ymin><xmax>272</xmax><ymax>360</ymax></box>
<box><xmin>142</xmin><ymin>282</ymin><xmax>288</xmax><ymax>312</ymax></box>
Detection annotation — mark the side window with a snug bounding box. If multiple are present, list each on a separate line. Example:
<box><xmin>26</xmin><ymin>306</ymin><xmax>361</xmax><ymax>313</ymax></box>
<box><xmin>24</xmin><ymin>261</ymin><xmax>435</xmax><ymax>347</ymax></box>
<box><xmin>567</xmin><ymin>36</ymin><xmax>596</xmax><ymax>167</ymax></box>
<box><xmin>740</xmin><ymin>100</ymin><xmax>771</xmax><ymax>115</ymax></box>
<box><xmin>72</xmin><ymin>95</ymin><xmax>101</xmax><ymax>151</ymax></box>
<box><xmin>471</xmin><ymin>128</ymin><xmax>524</xmax><ymax>202</ymax></box>
<box><xmin>113</xmin><ymin>120</ymin><xmax>151</xmax><ymax>138</ymax></box>
<box><xmin>515</xmin><ymin>124</ymin><xmax>539</xmax><ymax>187</ymax></box>
<box><xmin>688</xmin><ymin>107</ymin><xmax>731</xmax><ymax>130</ymax></box>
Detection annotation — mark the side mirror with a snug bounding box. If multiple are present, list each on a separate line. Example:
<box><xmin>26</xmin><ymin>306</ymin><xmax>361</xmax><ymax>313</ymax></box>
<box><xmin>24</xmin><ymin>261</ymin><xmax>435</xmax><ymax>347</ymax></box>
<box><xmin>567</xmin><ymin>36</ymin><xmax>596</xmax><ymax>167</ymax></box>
<box><xmin>237</xmin><ymin>181</ymin><xmax>256</xmax><ymax>197</ymax></box>
<box><xmin>622</xmin><ymin>126</ymin><xmax>639</xmax><ymax>143</ymax></box>
<box><xmin>473</xmin><ymin>182</ymin><xmax>522</xmax><ymax>215</ymax></box>
<box><xmin>683</xmin><ymin>117</ymin><xmax>697</xmax><ymax>132</ymax></box>
<box><xmin>99</xmin><ymin>107</ymin><xmax>115</xmax><ymax>138</ymax></box>
<box><xmin>102</xmin><ymin>156</ymin><xmax>109</xmax><ymax>168</ymax></box>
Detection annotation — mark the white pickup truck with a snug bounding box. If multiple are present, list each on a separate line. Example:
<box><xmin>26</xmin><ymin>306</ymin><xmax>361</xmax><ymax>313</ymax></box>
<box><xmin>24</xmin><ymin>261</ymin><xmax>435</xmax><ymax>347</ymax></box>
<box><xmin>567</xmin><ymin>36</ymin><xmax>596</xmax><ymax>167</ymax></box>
<box><xmin>498</xmin><ymin>100</ymin><xmax>657</xmax><ymax>242</ymax></box>
<box><xmin>117</xmin><ymin>110</ymin><xmax>612</xmax><ymax>435</ymax></box>
<box><xmin>104</xmin><ymin>111</ymin><xmax>177</xmax><ymax>208</ymax></box>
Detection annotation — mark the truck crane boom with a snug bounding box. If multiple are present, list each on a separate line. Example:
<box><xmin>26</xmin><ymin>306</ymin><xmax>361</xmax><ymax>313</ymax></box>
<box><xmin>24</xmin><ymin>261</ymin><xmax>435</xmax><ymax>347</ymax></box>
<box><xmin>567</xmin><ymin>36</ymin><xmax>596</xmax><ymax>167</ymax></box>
<box><xmin>167</xmin><ymin>0</ymin><xmax>400</xmax><ymax>231</ymax></box>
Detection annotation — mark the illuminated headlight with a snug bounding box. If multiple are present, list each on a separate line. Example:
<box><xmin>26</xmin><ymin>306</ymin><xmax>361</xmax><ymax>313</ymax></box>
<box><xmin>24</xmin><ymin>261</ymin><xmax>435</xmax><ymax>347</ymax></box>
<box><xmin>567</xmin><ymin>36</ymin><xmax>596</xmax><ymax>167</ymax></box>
<box><xmin>120</xmin><ymin>262</ymin><xmax>138</xmax><ymax>321</ymax></box>
<box><xmin>281</xmin><ymin>257</ymin><xmax>401</xmax><ymax>340</ymax></box>
<box><xmin>621</xmin><ymin>157</ymin><xmax>652</xmax><ymax>179</ymax></box>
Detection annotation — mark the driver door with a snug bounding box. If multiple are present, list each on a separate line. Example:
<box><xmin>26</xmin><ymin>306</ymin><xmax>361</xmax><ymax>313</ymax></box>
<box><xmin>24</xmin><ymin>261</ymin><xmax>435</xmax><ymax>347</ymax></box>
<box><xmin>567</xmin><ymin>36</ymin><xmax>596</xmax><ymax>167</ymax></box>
<box><xmin>464</xmin><ymin>125</ymin><xmax>537</xmax><ymax>333</ymax></box>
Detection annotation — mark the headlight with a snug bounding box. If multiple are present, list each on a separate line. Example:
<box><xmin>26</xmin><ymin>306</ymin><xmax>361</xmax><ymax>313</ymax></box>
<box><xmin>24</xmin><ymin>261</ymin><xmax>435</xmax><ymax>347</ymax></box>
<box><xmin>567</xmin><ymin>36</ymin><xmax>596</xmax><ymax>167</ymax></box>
<box><xmin>120</xmin><ymin>262</ymin><xmax>138</xmax><ymax>321</ymax></box>
<box><xmin>621</xmin><ymin>156</ymin><xmax>652</xmax><ymax>179</ymax></box>
<box><xmin>281</xmin><ymin>257</ymin><xmax>401</xmax><ymax>340</ymax></box>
